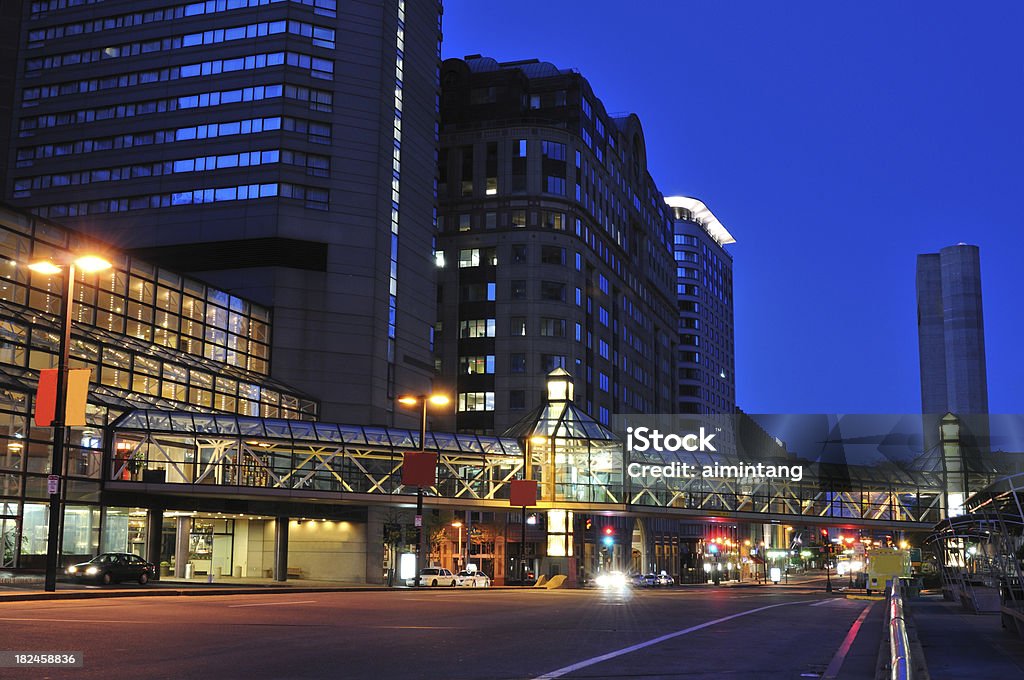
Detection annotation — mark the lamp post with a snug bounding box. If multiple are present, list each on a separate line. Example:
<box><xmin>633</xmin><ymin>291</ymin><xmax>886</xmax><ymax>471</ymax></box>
<box><xmin>30</xmin><ymin>255</ymin><xmax>112</xmax><ymax>592</ymax></box>
<box><xmin>397</xmin><ymin>393</ymin><xmax>449</xmax><ymax>588</ymax></box>
<box><xmin>520</xmin><ymin>435</ymin><xmax>546</xmax><ymax>583</ymax></box>
<box><xmin>451</xmin><ymin>520</ymin><xmax>463</xmax><ymax>572</ymax></box>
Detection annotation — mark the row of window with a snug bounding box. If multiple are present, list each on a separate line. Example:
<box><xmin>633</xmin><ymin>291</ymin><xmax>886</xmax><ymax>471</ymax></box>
<box><xmin>17</xmin><ymin>116</ymin><xmax>328</xmax><ymax>163</ymax></box>
<box><xmin>444</xmin><ymin>207</ymin><xmax>668</xmax><ymax>334</ymax></box>
<box><xmin>13</xmin><ymin>149</ymin><xmax>329</xmax><ymax>195</ymax></box>
<box><xmin>0</xmin><ymin>212</ymin><xmax>284</xmax><ymax>377</ymax></box>
<box><xmin>18</xmin><ymin>84</ymin><xmax>332</xmax><ymax>134</ymax></box>
<box><xmin>458</xmin><ymin>280</ymin><xmax>566</xmax><ymax>304</ymax></box>
<box><xmin>30</xmin><ymin>0</ymin><xmax>335</xmax><ymax>25</ymax></box>
<box><xmin>23</xmin><ymin>52</ymin><xmax>332</xmax><ymax>103</ymax></box>
<box><xmin>458</xmin><ymin>392</ymin><xmax>494</xmax><ymax>412</ymax></box>
<box><xmin>30</xmin><ymin>181</ymin><xmax>328</xmax><ymax>219</ymax></box>
<box><xmin>454</xmin><ymin>312</ymin><xmax>653</xmax><ymax>386</ymax></box>
<box><xmin>1</xmin><ymin>325</ymin><xmax>306</xmax><ymax>420</ymax></box>
<box><xmin>26</xmin><ymin>21</ymin><xmax>335</xmax><ymax>73</ymax></box>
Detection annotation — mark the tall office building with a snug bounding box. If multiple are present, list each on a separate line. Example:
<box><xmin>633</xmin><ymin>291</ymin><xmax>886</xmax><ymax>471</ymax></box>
<box><xmin>667</xmin><ymin>196</ymin><xmax>735</xmax><ymax>415</ymax></box>
<box><xmin>916</xmin><ymin>244</ymin><xmax>989</xmax><ymax>451</ymax></box>
<box><xmin>435</xmin><ymin>56</ymin><xmax>678</xmax><ymax>434</ymax></box>
<box><xmin>3</xmin><ymin>0</ymin><xmax>442</xmax><ymax>425</ymax></box>
<box><xmin>916</xmin><ymin>244</ymin><xmax>988</xmax><ymax>416</ymax></box>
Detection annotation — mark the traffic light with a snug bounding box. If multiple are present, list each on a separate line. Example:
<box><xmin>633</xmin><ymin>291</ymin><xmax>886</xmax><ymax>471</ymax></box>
<box><xmin>585</xmin><ymin>518</ymin><xmax>593</xmax><ymax>531</ymax></box>
<box><xmin>602</xmin><ymin>526</ymin><xmax>614</xmax><ymax>547</ymax></box>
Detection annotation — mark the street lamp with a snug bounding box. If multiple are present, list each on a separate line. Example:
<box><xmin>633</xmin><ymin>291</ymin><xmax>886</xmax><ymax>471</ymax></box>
<box><xmin>397</xmin><ymin>392</ymin><xmax>449</xmax><ymax>588</ymax></box>
<box><xmin>29</xmin><ymin>255</ymin><xmax>112</xmax><ymax>592</ymax></box>
<box><xmin>520</xmin><ymin>434</ymin><xmax>546</xmax><ymax>583</ymax></box>
<box><xmin>451</xmin><ymin>520</ymin><xmax>463</xmax><ymax>572</ymax></box>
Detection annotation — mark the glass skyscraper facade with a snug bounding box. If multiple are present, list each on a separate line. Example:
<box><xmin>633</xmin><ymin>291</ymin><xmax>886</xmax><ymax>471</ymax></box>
<box><xmin>3</xmin><ymin>0</ymin><xmax>443</xmax><ymax>426</ymax></box>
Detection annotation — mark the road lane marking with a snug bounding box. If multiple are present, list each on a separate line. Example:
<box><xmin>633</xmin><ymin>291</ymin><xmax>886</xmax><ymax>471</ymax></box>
<box><xmin>227</xmin><ymin>600</ymin><xmax>318</xmax><ymax>608</ymax></box>
<box><xmin>530</xmin><ymin>598</ymin><xmax>817</xmax><ymax>680</ymax></box>
<box><xmin>365</xmin><ymin>625</ymin><xmax>462</xmax><ymax>630</ymax></box>
<box><xmin>0</xmin><ymin>617</ymin><xmax>150</xmax><ymax>623</ymax></box>
<box><xmin>822</xmin><ymin>602</ymin><xmax>874</xmax><ymax>679</ymax></box>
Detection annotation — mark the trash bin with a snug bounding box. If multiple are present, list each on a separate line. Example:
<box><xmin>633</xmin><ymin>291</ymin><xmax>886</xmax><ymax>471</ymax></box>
<box><xmin>234</xmin><ymin>566</ymin><xmax>242</xmax><ymax>578</ymax></box>
<box><xmin>185</xmin><ymin>563</ymin><xmax>194</xmax><ymax>579</ymax></box>
<box><xmin>215</xmin><ymin>566</ymin><xmax>222</xmax><ymax>577</ymax></box>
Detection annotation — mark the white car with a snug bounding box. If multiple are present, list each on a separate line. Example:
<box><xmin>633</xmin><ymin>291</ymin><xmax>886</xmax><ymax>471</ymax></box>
<box><xmin>456</xmin><ymin>570</ymin><xmax>491</xmax><ymax>587</ymax></box>
<box><xmin>406</xmin><ymin>568</ymin><xmax>457</xmax><ymax>587</ymax></box>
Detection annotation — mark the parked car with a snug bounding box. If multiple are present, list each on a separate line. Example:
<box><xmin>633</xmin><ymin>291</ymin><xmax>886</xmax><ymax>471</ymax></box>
<box><xmin>631</xmin><ymin>573</ymin><xmax>674</xmax><ymax>587</ymax></box>
<box><xmin>406</xmin><ymin>567</ymin><xmax>457</xmax><ymax>587</ymax></box>
<box><xmin>66</xmin><ymin>552</ymin><xmax>154</xmax><ymax>585</ymax></box>
<box><xmin>456</xmin><ymin>570</ymin><xmax>491</xmax><ymax>588</ymax></box>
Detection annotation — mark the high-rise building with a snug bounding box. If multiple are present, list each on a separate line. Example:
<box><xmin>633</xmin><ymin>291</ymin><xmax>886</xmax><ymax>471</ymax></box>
<box><xmin>916</xmin><ymin>244</ymin><xmax>989</xmax><ymax>452</ymax></box>
<box><xmin>916</xmin><ymin>244</ymin><xmax>988</xmax><ymax>416</ymax></box>
<box><xmin>3</xmin><ymin>0</ymin><xmax>443</xmax><ymax>425</ymax></box>
<box><xmin>667</xmin><ymin>196</ymin><xmax>735</xmax><ymax>415</ymax></box>
<box><xmin>435</xmin><ymin>56</ymin><xmax>678</xmax><ymax>434</ymax></box>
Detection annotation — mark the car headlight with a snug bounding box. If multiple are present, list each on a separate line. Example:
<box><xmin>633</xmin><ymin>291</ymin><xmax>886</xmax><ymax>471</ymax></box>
<box><xmin>596</xmin><ymin>572</ymin><xmax>626</xmax><ymax>589</ymax></box>
<box><xmin>85</xmin><ymin>566</ymin><xmax>99</xmax><ymax>575</ymax></box>
<box><xmin>67</xmin><ymin>566</ymin><xmax>77</xmax><ymax>574</ymax></box>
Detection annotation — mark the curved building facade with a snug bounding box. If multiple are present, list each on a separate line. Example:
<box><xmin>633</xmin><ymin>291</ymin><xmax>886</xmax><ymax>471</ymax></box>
<box><xmin>435</xmin><ymin>56</ymin><xmax>678</xmax><ymax>434</ymax></box>
<box><xmin>667</xmin><ymin>196</ymin><xmax>735</xmax><ymax>415</ymax></box>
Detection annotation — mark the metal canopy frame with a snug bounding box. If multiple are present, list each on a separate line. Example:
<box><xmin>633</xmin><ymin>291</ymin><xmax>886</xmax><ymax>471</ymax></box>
<box><xmin>106</xmin><ymin>409</ymin><xmax>945</xmax><ymax>526</ymax></box>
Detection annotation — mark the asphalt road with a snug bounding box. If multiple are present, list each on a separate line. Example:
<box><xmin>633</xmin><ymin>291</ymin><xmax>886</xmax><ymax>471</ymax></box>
<box><xmin>0</xmin><ymin>584</ymin><xmax>882</xmax><ymax>680</ymax></box>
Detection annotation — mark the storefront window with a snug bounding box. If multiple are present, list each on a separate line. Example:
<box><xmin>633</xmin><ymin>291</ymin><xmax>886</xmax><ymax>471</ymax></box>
<box><xmin>62</xmin><ymin>505</ymin><xmax>99</xmax><ymax>560</ymax></box>
<box><xmin>102</xmin><ymin>507</ymin><xmax>129</xmax><ymax>553</ymax></box>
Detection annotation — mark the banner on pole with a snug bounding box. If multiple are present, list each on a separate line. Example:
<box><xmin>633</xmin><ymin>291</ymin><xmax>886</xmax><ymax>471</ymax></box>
<box><xmin>510</xmin><ymin>479</ymin><xmax>538</xmax><ymax>507</ymax></box>
<box><xmin>34</xmin><ymin>368</ymin><xmax>91</xmax><ymax>427</ymax></box>
<box><xmin>402</xmin><ymin>451</ymin><xmax>438</xmax><ymax>487</ymax></box>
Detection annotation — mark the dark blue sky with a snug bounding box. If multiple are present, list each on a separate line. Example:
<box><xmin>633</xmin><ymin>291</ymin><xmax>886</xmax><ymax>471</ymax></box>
<box><xmin>442</xmin><ymin>1</ymin><xmax>1024</xmax><ymax>414</ymax></box>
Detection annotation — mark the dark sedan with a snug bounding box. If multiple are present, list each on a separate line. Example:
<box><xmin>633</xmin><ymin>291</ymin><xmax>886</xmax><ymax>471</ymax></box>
<box><xmin>66</xmin><ymin>552</ymin><xmax>154</xmax><ymax>585</ymax></box>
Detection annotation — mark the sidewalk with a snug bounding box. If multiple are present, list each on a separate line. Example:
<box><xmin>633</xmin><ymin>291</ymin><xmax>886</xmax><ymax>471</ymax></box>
<box><xmin>0</xmin><ymin>572</ymin><xmax>424</xmax><ymax>603</ymax></box>
<box><xmin>910</xmin><ymin>594</ymin><xmax>1024</xmax><ymax>679</ymax></box>
<box><xmin>0</xmin><ymin>570</ymin><xmax>543</xmax><ymax>602</ymax></box>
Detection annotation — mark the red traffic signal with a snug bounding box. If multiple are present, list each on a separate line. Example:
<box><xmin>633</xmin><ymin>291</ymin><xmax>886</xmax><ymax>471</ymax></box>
<box><xmin>603</xmin><ymin>526</ymin><xmax>614</xmax><ymax>536</ymax></box>
<box><xmin>585</xmin><ymin>518</ymin><xmax>593</xmax><ymax>531</ymax></box>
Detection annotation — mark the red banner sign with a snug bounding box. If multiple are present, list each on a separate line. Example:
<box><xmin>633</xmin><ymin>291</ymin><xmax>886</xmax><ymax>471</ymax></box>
<box><xmin>402</xmin><ymin>451</ymin><xmax>438</xmax><ymax>487</ymax></box>
<box><xmin>510</xmin><ymin>479</ymin><xmax>538</xmax><ymax>507</ymax></box>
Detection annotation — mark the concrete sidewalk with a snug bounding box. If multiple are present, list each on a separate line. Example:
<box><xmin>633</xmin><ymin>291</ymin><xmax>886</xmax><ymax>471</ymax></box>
<box><xmin>0</xmin><ymin>572</ymin><xmax>528</xmax><ymax>602</ymax></box>
<box><xmin>0</xmin><ymin>579</ymin><xmax>399</xmax><ymax>603</ymax></box>
<box><xmin>910</xmin><ymin>594</ymin><xmax>1024</xmax><ymax>679</ymax></box>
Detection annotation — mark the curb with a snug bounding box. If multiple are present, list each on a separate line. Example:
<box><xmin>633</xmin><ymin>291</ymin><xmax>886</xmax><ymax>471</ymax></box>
<box><xmin>0</xmin><ymin>584</ymin><xmax>536</xmax><ymax>603</ymax></box>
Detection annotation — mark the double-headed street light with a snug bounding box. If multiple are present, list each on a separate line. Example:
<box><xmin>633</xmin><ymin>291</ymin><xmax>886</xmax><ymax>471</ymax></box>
<box><xmin>29</xmin><ymin>255</ymin><xmax>112</xmax><ymax>592</ymax></box>
<box><xmin>397</xmin><ymin>393</ymin><xmax>449</xmax><ymax>588</ymax></box>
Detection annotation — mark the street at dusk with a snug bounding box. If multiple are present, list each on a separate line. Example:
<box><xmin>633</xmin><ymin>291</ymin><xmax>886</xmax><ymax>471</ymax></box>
<box><xmin>3</xmin><ymin>1</ymin><xmax>1024</xmax><ymax>677</ymax></box>
<box><xmin>1</xmin><ymin>585</ymin><xmax>883</xmax><ymax>680</ymax></box>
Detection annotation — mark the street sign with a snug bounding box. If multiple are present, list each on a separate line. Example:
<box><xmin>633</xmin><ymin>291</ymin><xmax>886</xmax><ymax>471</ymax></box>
<box><xmin>47</xmin><ymin>475</ymin><xmax>59</xmax><ymax>495</ymax></box>
<box><xmin>414</xmin><ymin>514</ymin><xmax>422</xmax><ymax>527</ymax></box>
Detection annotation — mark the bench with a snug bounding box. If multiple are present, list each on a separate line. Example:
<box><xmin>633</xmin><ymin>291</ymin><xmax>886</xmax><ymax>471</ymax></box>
<box><xmin>287</xmin><ymin>567</ymin><xmax>303</xmax><ymax>579</ymax></box>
